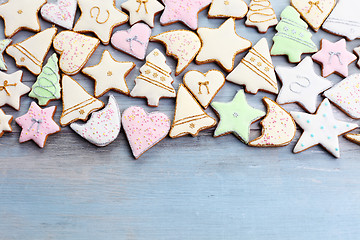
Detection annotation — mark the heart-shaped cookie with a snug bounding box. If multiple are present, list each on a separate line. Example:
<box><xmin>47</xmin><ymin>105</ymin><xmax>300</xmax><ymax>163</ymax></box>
<box><xmin>41</xmin><ymin>0</ymin><xmax>77</xmax><ymax>30</ymax></box>
<box><xmin>53</xmin><ymin>31</ymin><xmax>100</xmax><ymax>75</ymax></box>
<box><xmin>291</xmin><ymin>0</ymin><xmax>336</xmax><ymax>31</ymax></box>
<box><xmin>122</xmin><ymin>106</ymin><xmax>171</xmax><ymax>159</ymax></box>
<box><xmin>183</xmin><ymin>70</ymin><xmax>225</xmax><ymax>109</ymax></box>
<box><xmin>111</xmin><ymin>23</ymin><xmax>151</xmax><ymax>60</ymax></box>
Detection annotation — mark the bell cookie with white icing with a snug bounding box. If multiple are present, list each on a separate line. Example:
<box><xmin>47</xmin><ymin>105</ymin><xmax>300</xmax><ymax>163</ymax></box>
<box><xmin>0</xmin><ymin>109</ymin><xmax>12</xmax><ymax>138</ymax></box>
<box><xmin>245</xmin><ymin>0</ymin><xmax>278</xmax><ymax>33</ymax></box>
<box><xmin>41</xmin><ymin>0</ymin><xmax>78</xmax><ymax>30</ymax></box>
<box><xmin>208</xmin><ymin>0</ymin><xmax>248</xmax><ymax>19</ymax></box>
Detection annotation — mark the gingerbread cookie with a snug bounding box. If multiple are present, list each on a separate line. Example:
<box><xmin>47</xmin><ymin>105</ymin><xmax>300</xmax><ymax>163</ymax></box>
<box><xmin>208</xmin><ymin>0</ymin><xmax>248</xmax><ymax>19</ymax></box>
<box><xmin>41</xmin><ymin>0</ymin><xmax>78</xmax><ymax>30</ymax></box>
<box><xmin>121</xmin><ymin>0</ymin><xmax>164</xmax><ymax>27</ymax></box>
<box><xmin>345</xmin><ymin>133</ymin><xmax>360</xmax><ymax>145</ymax></box>
<box><xmin>0</xmin><ymin>39</ymin><xmax>11</xmax><ymax>71</ymax></box>
<box><xmin>0</xmin><ymin>109</ymin><xmax>12</xmax><ymax>137</ymax></box>
<box><xmin>245</xmin><ymin>0</ymin><xmax>278</xmax><ymax>33</ymax></box>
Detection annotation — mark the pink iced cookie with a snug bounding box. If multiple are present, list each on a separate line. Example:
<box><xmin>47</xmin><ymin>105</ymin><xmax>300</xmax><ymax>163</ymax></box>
<box><xmin>160</xmin><ymin>0</ymin><xmax>212</xmax><ymax>30</ymax></box>
<box><xmin>122</xmin><ymin>106</ymin><xmax>171</xmax><ymax>159</ymax></box>
<box><xmin>111</xmin><ymin>23</ymin><xmax>151</xmax><ymax>60</ymax></box>
<box><xmin>41</xmin><ymin>0</ymin><xmax>77</xmax><ymax>29</ymax></box>
<box><xmin>15</xmin><ymin>102</ymin><xmax>61</xmax><ymax>148</ymax></box>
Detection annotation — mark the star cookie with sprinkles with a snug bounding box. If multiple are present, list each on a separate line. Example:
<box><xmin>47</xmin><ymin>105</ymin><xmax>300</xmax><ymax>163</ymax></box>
<box><xmin>0</xmin><ymin>109</ymin><xmax>13</xmax><ymax>137</ymax></box>
<box><xmin>121</xmin><ymin>0</ymin><xmax>164</xmax><ymax>27</ymax></box>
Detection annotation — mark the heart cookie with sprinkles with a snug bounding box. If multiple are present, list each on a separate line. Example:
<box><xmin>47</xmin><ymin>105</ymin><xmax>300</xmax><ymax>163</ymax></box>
<box><xmin>41</xmin><ymin>0</ymin><xmax>78</xmax><ymax>30</ymax></box>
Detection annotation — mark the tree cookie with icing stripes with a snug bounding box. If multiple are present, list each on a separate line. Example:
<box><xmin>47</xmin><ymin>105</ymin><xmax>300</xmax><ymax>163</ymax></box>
<box><xmin>245</xmin><ymin>0</ymin><xmax>278</xmax><ymax>33</ymax></box>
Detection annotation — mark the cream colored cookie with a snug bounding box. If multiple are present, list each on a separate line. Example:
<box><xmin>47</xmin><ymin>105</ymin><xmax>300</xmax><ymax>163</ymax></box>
<box><xmin>245</xmin><ymin>0</ymin><xmax>278</xmax><ymax>33</ymax></box>
<box><xmin>121</xmin><ymin>0</ymin><xmax>164</xmax><ymax>27</ymax></box>
<box><xmin>208</xmin><ymin>0</ymin><xmax>248</xmax><ymax>19</ymax></box>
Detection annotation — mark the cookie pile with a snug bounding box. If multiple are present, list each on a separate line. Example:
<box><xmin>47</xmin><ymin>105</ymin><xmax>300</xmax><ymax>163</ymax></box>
<box><xmin>0</xmin><ymin>0</ymin><xmax>359</xmax><ymax>159</ymax></box>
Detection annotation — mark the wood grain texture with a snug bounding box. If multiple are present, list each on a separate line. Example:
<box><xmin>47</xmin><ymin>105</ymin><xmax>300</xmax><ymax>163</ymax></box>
<box><xmin>1</xmin><ymin>0</ymin><xmax>360</xmax><ymax>239</ymax></box>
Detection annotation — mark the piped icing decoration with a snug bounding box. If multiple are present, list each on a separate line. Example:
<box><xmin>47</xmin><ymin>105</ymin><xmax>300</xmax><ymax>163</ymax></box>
<box><xmin>70</xmin><ymin>95</ymin><xmax>121</xmax><ymax>147</ymax></box>
<box><xmin>82</xmin><ymin>50</ymin><xmax>135</xmax><ymax>98</ymax></box>
<box><xmin>0</xmin><ymin>39</ymin><xmax>12</xmax><ymax>71</ymax></box>
<box><xmin>249</xmin><ymin>97</ymin><xmax>296</xmax><ymax>147</ymax></box>
<box><xmin>121</xmin><ymin>0</ymin><xmax>164</xmax><ymax>27</ymax></box>
<box><xmin>227</xmin><ymin>38</ymin><xmax>278</xmax><ymax>95</ymax></box>
<box><xmin>323</xmin><ymin>73</ymin><xmax>360</xmax><ymax>119</ymax></box>
<box><xmin>122</xmin><ymin>106</ymin><xmax>171</xmax><ymax>159</ymax></box>
<box><xmin>208</xmin><ymin>0</ymin><xmax>248</xmax><ymax>19</ymax></box>
<box><xmin>245</xmin><ymin>0</ymin><xmax>278</xmax><ymax>33</ymax></box>
<box><xmin>312</xmin><ymin>38</ymin><xmax>356</xmax><ymax>78</ymax></box>
<box><xmin>0</xmin><ymin>0</ymin><xmax>46</xmax><ymax>38</ymax></box>
<box><xmin>111</xmin><ymin>23</ymin><xmax>152</xmax><ymax>60</ymax></box>
<box><xmin>29</xmin><ymin>53</ymin><xmax>61</xmax><ymax>106</ymax></box>
<box><xmin>0</xmin><ymin>109</ymin><xmax>13</xmax><ymax>137</ymax></box>
<box><xmin>150</xmin><ymin>30</ymin><xmax>201</xmax><ymax>76</ymax></box>
<box><xmin>276</xmin><ymin>57</ymin><xmax>333</xmax><ymax>113</ymax></box>
<box><xmin>130</xmin><ymin>49</ymin><xmax>176</xmax><ymax>107</ymax></box>
<box><xmin>60</xmin><ymin>75</ymin><xmax>104</xmax><ymax>127</ymax></box>
<box><xmin>271</xmin><ymin>6</ymin><xmax>318</xmax><ymax>63</ymax></box>
<box><xmin>73</xmin><ymin>0</ymin><xmax>128</xmax><ymax>45</ymax></box>
<box><xmin>41</xmin><ymin>0</ymin><xmax>78</xmax><ymax>30</ymax></box>
<box><xmin>211</xmin><ymin>89</ymin><xmax>265</xmax><ymax>144</ymax></box>
<box><xmin>0</xmin><ymin>70</ymin><xmax>30</xmax><ymax>111</ymax></box>
<box><xmin>196</xmin><ymin>18</ymin><xmax>252</xmax><ymax>72</ymax></box>
<box><xmin>290</xmin><ymin>98</ymin><xmax>358</xmax><ymax>158</ymax></box>
<box><xmin>53</xmin><ymin>31</ymin><xmax>100</xmax><ymax>75</ymax></box>
<box><xmin>160</xmin><ymin>0</ymin><xmax>212</xmax><ymax>30</ymax></box>
<box><xmin>345</xmin><ymin>133</ymin><xmax>360</xmax><ymax>145</ymax></box>
<box><xmin>183</xmin><ymin>70</ymin><xmax>225</xmax><ymax>109</ymax></box>
<box><xmin>169</xmin><ymin>84</ymin><xmax>216</xmax><ymax>138</ymax></box>
<box><xmin>6</xmin><ymin>27</ymin><xmax>57</xmax><ymax>75</ymax></box>
<box><xmin>15</xmin><ymin>102</ymin><xmax>61</xmax><ymax>148</ymax></box>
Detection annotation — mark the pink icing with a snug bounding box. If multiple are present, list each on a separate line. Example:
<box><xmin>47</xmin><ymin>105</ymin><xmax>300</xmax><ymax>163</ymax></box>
<box><xmin>122</xmin><ymin>106</ymin><xmax>170</xmax><ymax>159</ymax></box>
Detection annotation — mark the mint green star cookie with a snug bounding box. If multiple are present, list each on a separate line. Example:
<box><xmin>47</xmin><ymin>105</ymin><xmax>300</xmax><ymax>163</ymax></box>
<box><xmin>211</xmin><ymin>90</ymin><xmax>265</xmax><ymax>144</ymax></box>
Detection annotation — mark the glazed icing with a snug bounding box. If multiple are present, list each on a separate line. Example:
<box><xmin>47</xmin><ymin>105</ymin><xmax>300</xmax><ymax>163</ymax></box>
<box><xmin>0</xmin><ymin>39</ymin><xmax>11</xmax><ymax>71</ymax></box>
<box><xmin>121</xmin><ymin>0</ymin><xmax>164</xmax><ymax>27</ymax></box>
<box><xmin>0</xmin><ymin>109</ymin><xmax>12</xmax><ymax>137</ymax></box>
<box><xmin>208</xmin><ymin>0</ymin><xmax>248</xmax><ymax>19</ymax></box>
<box><xmin>245</xmin><ymin>0</ymin><xmax>278</xmax><ymax>33</ymax></box>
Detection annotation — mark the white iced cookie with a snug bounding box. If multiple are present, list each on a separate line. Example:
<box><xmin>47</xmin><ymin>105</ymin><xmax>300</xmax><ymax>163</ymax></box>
<box><xmin>41</xmin><ymin>0</ymin><xmax>78</xmax><ymax>30</ymax></box>
<box><xmin>276</xmin><ymin>57</ymin><xmax>333</xmax><ymax>113</ymax></box>
<box><xmin>245</xmin><ymin>0</ymin><xmax>278</xmax><ymax>33</ymax></box>
<box><xmin>227</xmin><ymin>38</ymin><xmax>278</xmax><ymax>95</ymax></box>
<box><xmin>82</xmin><ymin>50</ymin><xmax>135</xmax><ymax>98</ymax></box>
<box><xmin>0</xmin><ymin>39</ymin><xmax>12</xmax><ymax>71</ymax></box>
<box><xmin>121</xmin><ymin>0</ymin><xmax>164</xmax><ymax>27</ymax></box>
<box><xmin>0</xmin><ymin>109</ymin><xmax>12</xmax><ymax>137</ymax></box>
<box><xmin>70</xmin><ymin>95</ymin><xmax>121</xmax><ymax>147</ymax></box>
<box><xmin>196</xmin><ymin>18</ymin><xmax>252</xmax><ymax>72</ymax></box>
<box><xmin>249</xmin><ymin>97</ymin><xmax>296</xmax><ymax>147</ymax></box>
<box><xmin>291</xmin><ymin>98</ymin><xmax>358</xmax><ymax>158</ymax></box>
<box><xmin>208</xmin><ymin>0</ymin><xmax>248</xmax><ymax>19</ymax></box>
<box><xmin>151</xmin><ymin>30</ymin><xmax>201</xmax><ymax>76</ymax></box>
<box><xmin>169</xmin><ymin>84</ymin><xmax>217</xmax><ymax>138</ymax></box>
<box><xmin>183</xmin><ymin>70</ymin><xmax>225</xmax><ymax>109</ymax></box>
<box><xmin>6</xmin><ymin>27</ymin><xmax>57</xmax><ymax>75</ymax></box>
<box><xmin>345</xmin><ymin>133</ymin><xmax>360</xmax><ymax>145</ymax></box>
<box><xmin>0</xmin><ymin>0</ymin><xmax>46</xmax><ymax>38</ymax></box>
<box><xmin>130</xmin><ymin>49</ymin><xmax>176</xmax><ymax>107</ymax></box>
<box><xmin>74</xmin><ymin>0</ymin><xmax>128</xmax><ymax>45</ymax></box>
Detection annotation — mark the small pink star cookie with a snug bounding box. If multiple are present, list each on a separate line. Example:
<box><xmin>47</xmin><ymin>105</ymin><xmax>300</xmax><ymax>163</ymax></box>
<box><xmin>312</xmin><ymin>39</ymin><xmax>356</xmax><ymax>78</ymax></box>
<box><xmin>15</xmin><ymin>102</ymin><xmax>61</xmax><ymax>148</ymax></box>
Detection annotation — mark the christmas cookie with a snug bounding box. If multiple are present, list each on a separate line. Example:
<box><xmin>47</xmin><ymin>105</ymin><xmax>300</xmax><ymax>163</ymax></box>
<box><xmin>41</xmin><ymin>0</ymin><xmax>78</xmax><ymax>30</ymax></box>
<box><xmin>130</xmin><ymin>49</ymin><xmax>176</xmax><ymax>107</ymax></box>
<box><xmin>183</xmin><ymin>70</ymin><xmax>225</xmax><ymax>109</ymax></box>
<box><xmin>312</xmin><ymin>39</ymin><xmax>356</xmax><ymax>78</ymax></box>
<box><xmin>290</xmin><ymin>98</ymin><xmax>358</xmax><ymax>158</ymax></box>
<box><xmin>53</xmin><ymin>31</ymin><xmax>100</xmax><ymax>75</ymax></box>
<box><xmin>271</xmin><ymin>6</ymin><xmax>318</xmax><ymax>63</ymax></box>
<box><xmin>60</xmin><ymin>75</ymin><xmax>104</xmax><ymax>127</ymax></box>
<box><xmin>0</xmin><ymin>39</ymin><xmax>11</xmax><ymax>71</ymax></box>
<box><xmin>121</xmin><ymin>0</ymin><xmax>164</xmax><ymax>27</ymax></box>
<box><xmin>73</xmin><ymin>0</ymin><xmax>128</xmax><ymax>45</ymax></box>
<box><xmin>82</xmin><ymin>50</ymin><xmax>135</xmax><ymax>98</ymax></box>
<box><xmin>196</xmin><ymin>18</ymin><xmax>252</xmax><ymax>72</ymax></box>
<box><xmin>111</xmin><ymin>23</ymin><xmax>152</xmax><ymax>60</ymax></box>
<box><xmin>169</xmin><ymin>84</ymin><xmax>216</xmax><ymax>138</ymax></box>
<box><xmin>249</xmin><ymin>97</ymin><xmax>296</xmax><ymax>147</ymax></box>
<box><xmin>29</xmin><ymin>53</ymin><xmax>61</xmax><ymax>106</ymax></box>
<box><xmin>0</xmin><ymin>109</ymin><xmax>12</xmax><ymax>137</ymax></box>
<box><xmin>211</xmin><ymin>90</ymin><xmax>265</xmax><ymax>144</ymax></box>
<box><xmin>245</xmin><ymin>0</ymin><xmax>278</xmax><ymax>33</ymax></box>
<box><xmin>208</xmin><ymin>0</ymin><xmax>248</xmax><ymax>19</ymax></box>
<box><xmin>345</xmin><ymin>133</ymin><xmax>360</xmax><ymax>145</ymax></box>
<box><xmin>354</xmin><ymin>46</ymin><xmax>360</xmax><ymax>68</ymax></box>
<box><xmin>276</xmin><ymin>57</ymin><xmax>333</xmax><ymax>113</ymax></box>
<box><xmin>150</xmin><ymin>30</ymin><xmax>201</xmax><ymax>76</ymax></box>
<box><xmin>0</xmin><ymin>0</ymin><xmax>46</xmax><ymax>37</ymax></box>
<box><xmin>70</xmin><ymin>95</ymin><xmax>121</xmax><ymax>147</ymax></box>
<box><xmin>122</xmin><ymin>106</ymin><xmax>171</xmax><ymax>159</ymax></box>
<box><xmin>0</xmin><ymin>70</ymin><xmax>30</xmax><ymax>111</ymax></box>
<box><xmin>227</xmin><ymin>38</ymin><xmax>278</xmax><ymax>95</ymax></box>
<box><xmin>6</xmin><ymin>27</ymin><xmax>57</xmax><ymax>75</ymax></box>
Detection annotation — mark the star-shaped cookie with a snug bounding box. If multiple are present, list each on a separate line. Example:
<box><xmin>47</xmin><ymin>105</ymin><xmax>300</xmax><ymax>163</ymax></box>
<box><xmin>0</xmin><ymin>0</ymin><xmax>46</xmax><ymax>38</ymax></box>
<box><xmin>0</xmin><ymin>109</ymin><xmax>12</xmax><ymax>137</ymax></box>
<box><xmin>312</xmin><ymin>39</ymin><xmax>356</xmax><ymax>78</ymax></box>
<box><xmin>82</xmin><ymin>50</ymin><xmax>135</xmax><ymax>98</ymax></box>
<box><xmin>276</xmin><ymin>57</ymin><xmax>333</xmax><ymax>113</ymax></box>
<box><xmin>291</xmin><ymin>98</ymin><xmax>358</xmax><ymax>158</ymax></box>
<box><xmin>196</xmin><ymin>18</ymin><xmax>252</xmax><ymax>72</ymax></box>
<box><xmin>0</xmin><ymin>39</ymin><xmax>11</xmax><ymax>71</ymax></box>
<box><xmin>15</xmin><ymin>102</ymin><xmax>60</xmax><ymax>148</ymax></box>
<box><xmin>0</xmin><ymin>70</ymin><xmax>30</xmax><ymax>110</ymax></box>
<box><xmin>211</xmin><ymin>90</ymin><xmax>265</xmax><ymax>144</ymax></box>
<box><xmin>74</xmin><ymin>0</ymin><xmax>128</xmax><ymax>45</ymax></box>
<box><xmin>121</xmin><ymin>0</ymin><xmax>164</xmax><ymax>27</ymax></box>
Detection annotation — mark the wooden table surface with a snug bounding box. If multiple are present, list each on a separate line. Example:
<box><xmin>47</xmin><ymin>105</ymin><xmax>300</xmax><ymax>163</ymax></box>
<box><xmin>1</xmin><ymin>0</ymin><xmax>360</xmax><ymax>239</ymax></box>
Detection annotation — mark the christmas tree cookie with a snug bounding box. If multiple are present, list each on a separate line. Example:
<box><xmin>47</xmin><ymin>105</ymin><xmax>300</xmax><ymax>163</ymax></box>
<box><xmin>245</xmin><ymin>0</ymin><xmax>278</xmax><ymax>33</ymax></box>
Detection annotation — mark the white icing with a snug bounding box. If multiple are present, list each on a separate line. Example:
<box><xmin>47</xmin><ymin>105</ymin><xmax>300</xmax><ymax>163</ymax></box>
<box><xmin>121</xmin><ymin>0</ymin><xmax>164</xmax><ymax>27</ymax></box>
<box><xmin>345</xmin><ymin>133</ymin><xmax>360</xmax><ymax>144</ymax></box>
<box><xmin>41</xmin><ymin>0</ymin><xmax>78</xmax><ymax>30</ymax></box>
<box><xmin>0</xmin><ymin>39</ymin><xmax>12</xmax><ymax>71</ymax></box>
<box><xmin>245</xmin><ymin>0</ymin><xmax>278</xmax><ymax>33</ymax></box>
<box><xmin>0</xmin><ymin>109</ymin><xmax>12</xmax><ymax>136</ymax></box>
<box><xmin>208</xmin><ymin>0</ymin><xmax>248</xmax><ymax>19</ymax></box>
